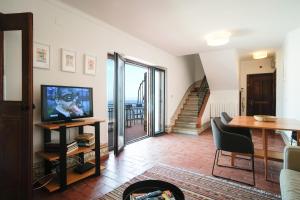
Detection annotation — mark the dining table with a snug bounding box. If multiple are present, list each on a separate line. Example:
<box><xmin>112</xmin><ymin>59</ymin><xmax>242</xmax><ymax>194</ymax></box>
<box><xmin>228</xmin><ymin>116</ymin><xmax>300</xmax><ymax>180</ymax></box>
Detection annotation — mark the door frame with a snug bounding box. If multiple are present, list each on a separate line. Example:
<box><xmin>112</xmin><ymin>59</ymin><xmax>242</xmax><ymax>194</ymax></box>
<box><xmin>151</xmin><ymin>67</ymin><xmax>166</xmax><ymax>136</ymax></box>
<box><xmin>113</xmin><ymin>52</ymin><xmax>125</xmax><ymax>156</ymax></box>
<box><xmin>246</xmin><ymin>72</ymin><xmax>276</xmax><ymax>116</ymax></box>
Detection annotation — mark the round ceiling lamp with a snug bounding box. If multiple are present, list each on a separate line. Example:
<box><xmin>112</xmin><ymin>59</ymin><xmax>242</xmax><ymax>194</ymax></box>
<box><xmin>253</xmin><ymin>51</ymin><xmax>268</xmax><ymax>59</ymax></box>
<box><xmin>205</xmin><ymin>31</ymin><xmax>231</xmax><ymax>46</ymax></box>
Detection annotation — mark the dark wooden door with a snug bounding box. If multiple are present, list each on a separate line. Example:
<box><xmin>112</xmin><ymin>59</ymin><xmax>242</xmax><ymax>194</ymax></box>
<box><xmin>247</xmin><ymin>73</ymin><xmax>276</xmax><ymax>116</ymax></box>
<box><xmin>0</xmin><ymin>13</ymin><xmax>33</xmax><ymax>200</ymax></box>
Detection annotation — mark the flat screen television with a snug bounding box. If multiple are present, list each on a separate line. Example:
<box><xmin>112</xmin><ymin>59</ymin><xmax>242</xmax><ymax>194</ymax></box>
<box><xmin>41</xmin><ymin>85</ymin><xmax>93</xmax><ymax>122</ymax></box>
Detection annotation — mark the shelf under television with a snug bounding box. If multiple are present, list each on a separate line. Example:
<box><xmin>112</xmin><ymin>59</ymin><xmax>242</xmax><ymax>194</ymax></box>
<box><xmin>44</xmin><ymin>163</ymin><xmax>105</xmax><ymax>192</ymax></box>
<box><xmin>36</xmin><ymin>145</ymin><xmax>95</xmax><ymax>161</ymax></box>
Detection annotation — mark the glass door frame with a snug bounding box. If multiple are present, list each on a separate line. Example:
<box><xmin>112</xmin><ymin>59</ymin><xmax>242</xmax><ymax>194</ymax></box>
<box><xmin>113</xmin><ymin>52</ymin><xmax>125</xmax><ymax>156</ymax></box>
<box><xmin>150</xmin><ymin>67</ymin><xmax>166</xmax><ymax>136</ymax></box>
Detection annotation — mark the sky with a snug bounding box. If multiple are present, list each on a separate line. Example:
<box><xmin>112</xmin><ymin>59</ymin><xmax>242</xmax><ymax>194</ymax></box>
<box><xmin>106</xmin><ymin>59</ymin><xmax>147</xmax><ymax>103</ymax></box>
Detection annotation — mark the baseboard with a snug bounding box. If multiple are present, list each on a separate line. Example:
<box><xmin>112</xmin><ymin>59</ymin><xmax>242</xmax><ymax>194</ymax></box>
<box><xmin>198</xmin><ymin>122</ymin><xmax>211</xmax><ymax>134</ymax></box>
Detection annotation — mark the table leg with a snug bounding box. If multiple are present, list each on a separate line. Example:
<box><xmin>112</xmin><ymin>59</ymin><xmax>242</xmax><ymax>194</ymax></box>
<box><xmin>231</xmin><ymin>153</ymin><xmax>236</xmax><ymax>166</ymax></box>
<box><xmin>262</xmin><ymin>129</ymin><xmax>268</xmax><ymax>180</ymax></box>
<box><xmin>297</xmin><ymin>131</ymin><xmax>300</xmax><ymax>146</ymax></box>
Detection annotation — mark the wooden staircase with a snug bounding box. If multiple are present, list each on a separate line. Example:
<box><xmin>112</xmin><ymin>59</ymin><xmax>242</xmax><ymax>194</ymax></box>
<box><xmin>172</xmin><ymin>78</ymin><xmax>209</xmax><ymax>135</ymax></box>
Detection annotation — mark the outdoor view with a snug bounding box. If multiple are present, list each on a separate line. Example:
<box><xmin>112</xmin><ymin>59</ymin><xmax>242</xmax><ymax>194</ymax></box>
<box><xmin>107</xmin><ymin>59</ymin><xmax>148</xmax><ymax>150</ymax></box>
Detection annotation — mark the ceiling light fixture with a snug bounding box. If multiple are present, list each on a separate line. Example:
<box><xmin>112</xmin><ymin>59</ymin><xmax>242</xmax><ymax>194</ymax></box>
<box><xmin>205</xmin><ymin>31</ymin><xmax>231</xmax><ymax>46</ymax></box>
<box><xmin>253</xmin><ymin>51</ymin><xmax>268</xmax><ymax>59</ymax></box>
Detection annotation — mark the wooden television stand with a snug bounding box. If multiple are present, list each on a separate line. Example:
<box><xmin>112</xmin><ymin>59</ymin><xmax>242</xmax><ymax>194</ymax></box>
<box><xmin>36</xmin><ymin>118</ymin><xmax>105</xmax><ymax>192</ymax></box>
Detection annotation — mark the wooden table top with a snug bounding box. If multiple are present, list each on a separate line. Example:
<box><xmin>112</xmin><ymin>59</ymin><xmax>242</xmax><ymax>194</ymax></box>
<box><xmin>35</xmin><ymin>118</ymin><xmax>105</xmax><ymax>130</ymax></box>
<box><xmin>229</xmin><ymin>116</ymin><xmax>300</xmax><ymax>131</ymax></box>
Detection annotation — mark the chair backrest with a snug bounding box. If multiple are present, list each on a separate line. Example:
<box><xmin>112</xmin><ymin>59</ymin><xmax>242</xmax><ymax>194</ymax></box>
<box><xmin>211</xmin><ymin>117</ymin><xmax>254</xmax><ymax>154</ymax></box>
<box><xmin>211</xmin><ymin>118</ymin><xmax>224</xmax><ymax>150</ymax></box>
<box><xmin>220</xmin><ymin>112</ymin><xmax>233</xmax><ymax>125</ymax></box>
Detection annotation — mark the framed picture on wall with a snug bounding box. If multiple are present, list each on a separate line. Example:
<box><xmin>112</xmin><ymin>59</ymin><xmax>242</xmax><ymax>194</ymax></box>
<box><xmin>84</xmin><ymin>54</ymin><xmax>97</xmax><ymax>75</ymax></box>
<box><xmin>61</xmin><ymin>49</ymin><xmax>76</xmax><ymax>73</ymax></box>
<box><xmin>33</xmin><ymin>42</ymin><xmax>50</xmax><ymax>69</ymax></box>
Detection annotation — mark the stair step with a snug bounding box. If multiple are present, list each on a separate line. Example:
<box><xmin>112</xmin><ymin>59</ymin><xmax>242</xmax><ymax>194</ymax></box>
<box><xmin>185</xmin><ymin>103</ymin><xmax>199</xmax><ymax>107</ymax></box>
<box><xmin>185</xmin><ymin>101</ymin><xmax>199</xmax><ymax>105</ymax></box>
<box><xmin>176</xmin><ymin>122</ymin><xmax>197</xmax><ymax>127</ymax></box>
<box><xmin>183</xmin><ymin>107</ymin><xmax>199</xmax><ymax>111</ymax></box>
<box><xmin>176</xmin><ymin>120</ymin><xmax>197</xmax><ymax>124</ymax></box>
<box><xmin>175</xmin><ymin>122</ymin><xmax>197</xmax><ymax>128</ymax></box>
<box><xmin>175</xmin><ymin>124</ymin><xmax>197</xmax><ymax>129</ymax></box>
<box><xmin>180</xmin><ymin>110</ymin><xmax>198</xmax><ymax>115</ymax></box>
<box><xmin>172</xmin><ymin>127</ymin><xmax>200</xmax><ymax>135</ymax></box>
<box><xmin>188</xmin><ymin>95</ymin><xmax>199</xmax><ymax>99</ymax></box>
<box><xmin>185</xmin><ymin>100</ymin><xmax>199</xmax><ymax>104</ymax></box>
<box><xmin>179</xmin><ymin>112</ymin><xmax>198</xmax><ymax>117</ymax></box>
<box><xmin>178</xmin><ymin>116</ymin><xmax>198</xmax><ymax>121</ymax></box>
<box><xmin>189</xmin><ymin>94</ymin><xmax>198</xmax><ymax>98</ymax></box>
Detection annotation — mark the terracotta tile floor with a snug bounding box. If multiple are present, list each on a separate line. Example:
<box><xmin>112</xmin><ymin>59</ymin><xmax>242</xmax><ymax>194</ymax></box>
<box><xmin>34</xmin><ymin>129</ymin><xmax>284</xmax><ymax>200</ymax></box>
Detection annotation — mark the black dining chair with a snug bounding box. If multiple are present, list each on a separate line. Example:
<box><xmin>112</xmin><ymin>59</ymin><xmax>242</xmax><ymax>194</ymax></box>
<box><xmin>220</xmin><ymin>112</ymin><xmax>233</xmax><ymax>125</ymax></box>
<box><xmin>220</xmin><ymin>112</ymin><xmax>252</xmax><ymax>139</ymax></box>
<box><xmin>211</xmin><ymin>117</ymin><xmax>255</xmax><ymax>186</ymax></box>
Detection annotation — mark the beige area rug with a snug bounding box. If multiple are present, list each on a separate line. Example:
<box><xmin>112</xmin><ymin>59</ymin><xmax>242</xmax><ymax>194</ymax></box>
<box><xmin>97</xmin><ymin>164</ymin><xmax>280</xmax><ymax>200</ymax></box>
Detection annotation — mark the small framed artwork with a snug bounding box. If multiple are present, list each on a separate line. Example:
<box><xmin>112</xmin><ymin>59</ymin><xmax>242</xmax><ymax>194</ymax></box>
<box><xmin>61</xmin><ymin>49</ymin><xmax>76</xmax><ymax>73</ymax></box>
<box><xmin>33</xmin><ymin>42</ymin><xmax>50</xmax><ymax>69</ymax></box>
<box><xmin>84</xmin><ymin>54</ymin><xmax>97</xmax><ymax>75</ymax></box>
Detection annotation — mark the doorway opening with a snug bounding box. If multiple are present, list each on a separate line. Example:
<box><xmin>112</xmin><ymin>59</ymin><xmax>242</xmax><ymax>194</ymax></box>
<box><xmin>124</xmin><ymin>62</ymin><xmax>148</xmax><ymax>143</ymax></box>
<box><xmin>106</xmin><ymin>54</ymin><xmax>165</xmax><ymax>152</ymax></box>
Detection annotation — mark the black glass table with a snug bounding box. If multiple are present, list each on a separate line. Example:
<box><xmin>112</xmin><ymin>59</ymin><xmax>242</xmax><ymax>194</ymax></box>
<box><xmin>123</xmin><ymin>180</ymin><xmax>184</xmax><ymax>200</ymax></box>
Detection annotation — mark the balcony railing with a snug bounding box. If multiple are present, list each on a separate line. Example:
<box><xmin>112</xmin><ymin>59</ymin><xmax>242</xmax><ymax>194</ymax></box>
<box><xmin>108</xmin><ymin>103</ymin><xmax>145</xmax><ymax>130</ymax></box>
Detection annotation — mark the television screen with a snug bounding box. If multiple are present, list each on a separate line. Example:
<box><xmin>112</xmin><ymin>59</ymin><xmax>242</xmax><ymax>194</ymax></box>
<box><xmin>41</xmin><ymin>85</ymin><xmax>93</xmax><ymax>122</ymax></box>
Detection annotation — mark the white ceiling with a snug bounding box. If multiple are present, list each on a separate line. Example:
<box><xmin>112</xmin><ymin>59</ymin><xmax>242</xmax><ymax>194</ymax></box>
<box><xmin>60</xmin><ymin>0</ymin><xmax>300</xmax><ymax>56</ymax></box>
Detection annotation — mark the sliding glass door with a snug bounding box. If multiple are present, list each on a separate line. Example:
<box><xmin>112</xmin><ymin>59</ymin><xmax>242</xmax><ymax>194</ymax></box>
<box><xmin>153</xmin><ymin>68</ymin><xmax>165</xmax><ymax>135</ymax></box>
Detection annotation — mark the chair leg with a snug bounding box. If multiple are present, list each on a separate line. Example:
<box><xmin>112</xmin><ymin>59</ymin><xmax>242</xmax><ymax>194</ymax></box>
<box><xmin>212</xmin><ymin>150</ymin><xmax>256</xmax><ymax>186</ymax></box>
<box><xmin>252</xmin><ymin>154</ymin><xmax>255</xmax><ymax>186</ymax></box>
<box><xmin>212</xmin><ymin>149</ymin><xmax>218</xmax><ymax>176</ymax></box>
<box><xmin>216</xmin><ymin>149</ymin><xmax>220</xmax><ymax>166</ymax></box>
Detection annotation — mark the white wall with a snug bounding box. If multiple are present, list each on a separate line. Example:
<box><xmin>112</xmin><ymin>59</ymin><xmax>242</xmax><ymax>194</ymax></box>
<box><xmin>239</xmin><ymin>58</ymin><xmax>275</xmax><ymax>115</ymax></box>
<box><xmin>194</xmin><ymin>54</ymin><xmax>205</xmax><ymax>81</ymax></box>
<box><xmin>1</xmin><ymin>0</ymin><xmax>196</xmax><ymax>162</ymax></box>
<box><xmin>279</xmin><ymin>27</ymin><xmax>300</xmax><ymax>120</ymax></box>
<box><xmin>200</xmin><ymin>49</ymin><xmax>239</xmax><ymax>90</ymax></box>
<box><xmin>276</xmin><ymin>49</ymin><xmax>284</xmax><ymax>117</ymax></box>
<box><xmin>199</xmin><ymin>49</ymin><xmax>240</xmax><ymax>124</ymax></box>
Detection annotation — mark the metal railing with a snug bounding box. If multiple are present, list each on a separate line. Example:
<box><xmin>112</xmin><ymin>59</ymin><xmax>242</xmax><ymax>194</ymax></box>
<box><xmin>108</xmin><ymin>103</ymin><xmax>144</xmax><ymax>128</ymax></box>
